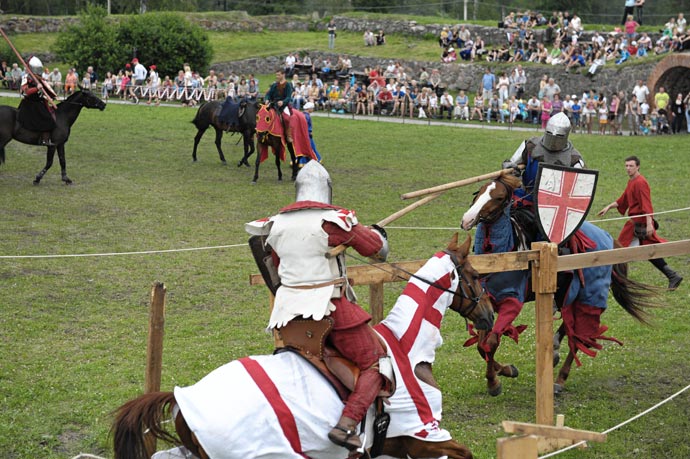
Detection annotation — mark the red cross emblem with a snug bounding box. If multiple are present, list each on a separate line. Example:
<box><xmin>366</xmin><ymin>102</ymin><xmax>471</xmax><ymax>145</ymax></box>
<box><xmin>535</xmin><ymin>164</ymin><xmax>598</xmax><ymax>245</ymax></box>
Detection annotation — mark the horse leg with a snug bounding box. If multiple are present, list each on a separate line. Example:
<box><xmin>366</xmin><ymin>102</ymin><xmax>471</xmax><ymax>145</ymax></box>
<box><xmin>275</xmin><ymin>148</ymin><xmax>283</xmax><ymax>181</ymax></box>
<box><xmin>57</xmin><ymin>145</ymin><xmax>72</xmax><ymax>184</ymax></box>
<box><xmin>192</xmin><ymin>127</ymin><xmax>206</xmax><ymax>162</ymax></box>
<box><xmin>554</xmin><ymin>350</ymin><xmax>576</xmax><ymax>395</ymax></box>
<box><xmin>251</xmin><ymin>151</ymin><xmax>261</xmax><ymax>184</ymax></box>
<box><xmin>380</xmin><ymin>436</ymin><xmax>473</xmax><ymax>459</ymax></box>
<box><xmin>553</xmin><ymin>323</ymin><xmax>566</xmax><ymax>367</ymax></box>
<box><xmin>286</xmin><ymin>142</ymin><xmax>298</xmax><ymax>180</ymax></box>
<box><xmin>238</xmin><ymin>132</ymin><xmax>254</xmax><ymax>167</ymax></box>
<box><xmin>213</xmin><ymin>127</ymin><xmax>227</xmax><ymax>164</ymax></box>
<box><xmin>33</xmin><ymin>146</ymin><xmax>56</xmax><ymax>185</ymax></box>
<box><xmin>478</xmin><ymin>331</ymin><xmax>502</xmax><ymax>396</ymax></box>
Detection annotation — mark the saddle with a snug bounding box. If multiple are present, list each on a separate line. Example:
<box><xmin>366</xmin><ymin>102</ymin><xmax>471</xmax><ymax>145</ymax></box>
<box><xmin>218</xmin><ymin>99</ymin><xmax>245</xmax><ymax>131</ymax></box>
<box><xmin>275</xmin><ymin>317</ymin><xmax>395</xmax><ymax>403</ymax></box>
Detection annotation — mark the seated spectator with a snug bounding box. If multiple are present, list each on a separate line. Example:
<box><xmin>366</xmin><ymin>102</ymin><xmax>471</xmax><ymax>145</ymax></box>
<box><xmin>502</xmin><ymin>12</ymin><xmax>517</xmax><ymax>28</ymax></box>
<box><xmin>438</xmin><ymin>89</ymin><xmax>453</xmax><ymax>119</ymax></box>
<box><xmin>473</xmin><ymin>35</ymin><xmax>487</xmax><ymax>59</ymax></box>
<box><xmin>456</xmin><ymin>25</ymin><xmax>471</xmax><ymax>48</ymax></box>
<box><xmin>101</xmin><ymin>71</ymin><xmax>114</xmax><ymax>99</ymax></box>
<box><xmin>364</xmin><ymin>29</ymin><xmax>375</xmax><ymax>46</ymax></box>
<box><xmin>585</xmin><ymin>49</ymin><xmax>606</xmax><ymax>78</ymax></box>
<box><xmin>48</xmin><ymin>67</ymin><xmax>63</xmax><ymax>94</ymax></box>
<box><xmin>376</xmin><ymin>30</ymin><xmax>386</xmax><ymax>46</ymax></box>
<box><xmin>487</xmin><ymin>94</ymin><xmax>501</xmax><ymax>123</ymax></box>
<box><xmin>428</xmin><ymin>89</ymin><xmax>439</xmax><ymax>118</ymax></box>
<box><xmin>565</xmin><ymin>47</ymin><xmax>586</xmax><ymax>72</ymax></box>
<box><xmin>454</xmin><ymin>89</ymin><xmax>469</xmax><ymax>120</ymax></box>
<box><xmin>568</xmin><ymin>13</ymin><xmax>583</xmax><ymax>35</ymax></box>
<box><xmin>377</xmin><ymin>85</ymin><xmax>394</xmax><ymax>114</ymax></box>
<box><xmin>459</xmin><ymin>40</ymin><xmax>474</xmax><ymax>61</ymax></box>
<box><xmin>439</xmin><ymin>27</ymin><xmax>450</xmax><ymax>48</ymax></box>
<box><xmin>64</xmin><ymin>68</ymin><xmax>78</xmax><ymax>95</ymax></box>
<box><xmin>355</xmin><ymin>87</ymin><xmax>368</xmax><ymax>115</ymax></box>
<box><xmin>442</xmin><ymin>47</ymin><xmax>457</xmax><ymax>63</ymax></box>
<box><xmin>526</xmin><ymin>95</ymin><xmax>541</xmax><ymax>124</ymax></box>
<box><xmin>470</xmin><ymin>93</ymin><xmax>484</xmax><ymax>120</ymax></box>
<box><xmin>8</xmin><ymin>63</ymin><xmax>22</xmax><ymax>90</ymax></box>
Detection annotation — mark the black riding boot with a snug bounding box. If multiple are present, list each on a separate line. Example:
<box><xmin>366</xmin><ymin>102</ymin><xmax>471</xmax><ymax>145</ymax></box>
<box><xmin>661</xmin><ymin>265</ymin><xmax>683</xmax><ymax>290</ymax></box>
<box><xmin>39</xmin><ymin>132</ymin><xmax>55</xmax><ymax>146</ymax></box>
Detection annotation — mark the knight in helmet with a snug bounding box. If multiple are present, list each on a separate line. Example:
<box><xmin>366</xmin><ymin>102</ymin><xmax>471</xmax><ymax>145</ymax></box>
<box><xmin>246</xmin><ymin>161</ymin><xmax>389</xmax><ymax>452</ymax></box>
<box><xmin>18</xmin><ymin>56</ymin><xmax>58</xmax><ymax>146</ymax></box>
<box><xmin>503</xmin><ymin>112</ymin><xmax>585</xmax><ymax>202</ymax></box>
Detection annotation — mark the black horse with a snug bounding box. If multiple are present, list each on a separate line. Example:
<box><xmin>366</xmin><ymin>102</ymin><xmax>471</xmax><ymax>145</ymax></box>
<box><xmin>0</xmin><ymin>90</ymin><xmax>106</xmax><ymax>185</ymax></box>
<box><xmin>191</xmin><ymin>100</ymin><xmax>257</xmax><ymax>167</ymax></box>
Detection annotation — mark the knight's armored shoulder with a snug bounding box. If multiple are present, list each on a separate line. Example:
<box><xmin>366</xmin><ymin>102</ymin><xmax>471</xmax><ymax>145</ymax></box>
<box><xmin>568</xmin><ymin>147</ymin><xmax>585</xmax><ymax>167</ymax></box>
<box><xmin>527</xmin><ymin>137</ymin><xmax>543</xmax><ymax>161</ymax></box>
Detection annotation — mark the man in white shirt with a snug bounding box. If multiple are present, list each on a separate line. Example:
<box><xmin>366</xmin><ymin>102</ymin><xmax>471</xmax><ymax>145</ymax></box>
<box><xmin>632</xmin><ymin>79</ymin><xmax>649</xmax><ymax>104</ymax></box>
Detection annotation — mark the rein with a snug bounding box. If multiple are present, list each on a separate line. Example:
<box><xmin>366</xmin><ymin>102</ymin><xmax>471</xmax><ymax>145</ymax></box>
<box><xmin>344</xmin><ymin>250</ymin><xmax>485</xmax><ymax>320</ymax></box>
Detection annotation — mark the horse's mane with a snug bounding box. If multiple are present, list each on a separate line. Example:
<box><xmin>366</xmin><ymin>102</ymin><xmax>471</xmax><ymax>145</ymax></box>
<box><xmin>498</xmin><ymin>172</ymin><xmax>522</xmax><ymax>191</ymax></box>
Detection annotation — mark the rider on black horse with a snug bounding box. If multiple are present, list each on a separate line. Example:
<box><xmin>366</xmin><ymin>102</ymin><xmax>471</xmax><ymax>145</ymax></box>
<box><xmin>19</xmin><ymin>56</ymin><xmax>58</xmax><ymax>146</ymax></box>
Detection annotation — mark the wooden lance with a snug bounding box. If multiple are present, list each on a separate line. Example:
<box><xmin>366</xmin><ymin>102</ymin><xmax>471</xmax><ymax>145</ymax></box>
<box><xmin>0</xmin><ymin>27</ymin><xmax>57</xmax><ymax>108</ymax></box>
<box><xmin>400</xmin><ymin>165</ymin><xmax>524</xmax><ymax>200</ymax></box>
<box><xmin>326</xmin><ymin>192</ymin><xmax>443</xmax><ymax>259</ymax></box>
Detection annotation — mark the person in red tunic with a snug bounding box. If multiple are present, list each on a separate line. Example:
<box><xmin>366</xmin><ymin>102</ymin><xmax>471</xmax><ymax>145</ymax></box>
<box><xmin>598</xmin><ymin>155</ymin><xmax>682</xmax><ymax>290</ymax></box>
<box><xmin>246</xmin><ymin>160</ymin><xmax>390</xmax><ymax>452</ymax></box>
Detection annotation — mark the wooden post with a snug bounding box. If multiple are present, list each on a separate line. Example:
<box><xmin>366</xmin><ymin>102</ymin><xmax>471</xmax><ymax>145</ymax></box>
<box><xmin>531</xmin><ymin>242</ymin><xmax>558</xmax><ymax>426</ymax></box>
<box><xmin>145</xmin><ymin>282</ymin><xmax>166</xmax><ymax>394</ymax></box>
<box><xmin>369</xmin><ymin>282</ymin><xmax>384</xmax><ymax>324</ymax></box>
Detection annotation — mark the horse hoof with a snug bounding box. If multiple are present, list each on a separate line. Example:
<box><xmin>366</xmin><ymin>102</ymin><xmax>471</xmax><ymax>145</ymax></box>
<box><xmin>237</xmin><ymin>161</ymin><xmax>243</xmax><ymax>168</ymax></box>
<box><xmin>505</xmin><ymin>365</ymin><xmax>519</xmax><ymax>378</ymax></box>
<box><xmin>250</xmin><ymin>181</ymin><xmax>257</xmax><ymax>185</ymax></box>
<box><xmin>243</xmin><ymin>161</ymin><xmax>250</xmax><ymax>167</ymax></box>
<box><xmin>62</xmin><ymin>177</ymin><xmax>73</xmax><ymax>185</ymax></box>
<box><xmin>221</xmin><ymin>160</ymin><xmax>227</xmax><ymax>165</ymax></box>
<box><xmin>488</xmin><ymin>382</ymin><xmax>503</xmax><ymax>397</ymax></box>
<box><xmin>554</xmin><ymin>383</ymin><xmax>564</xmax><ymax>395</ymax></box>
<box><xmin>33</xmin><ymin>178</ymin><xmax>41</xmax><ymax>185</ymax></box>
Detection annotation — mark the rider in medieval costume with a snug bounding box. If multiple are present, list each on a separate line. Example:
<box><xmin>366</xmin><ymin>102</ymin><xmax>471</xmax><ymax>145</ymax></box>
<box><xmin>18</xmin><ymin>56</ymin><xmax>57</xmax><ymax>146</ymax></box>
<box><xmin>471</xmin><ymin>112</ymin><xmax>610</xmax><ymax>370</ymax></box>
<box><xmin>264</xmin><ymin>69</ymin><xmax>294</xmax><ymax>142</ymax></box>
<box><xmin>246</xmin><ymin>161</ymin><xmax>389</xmax><ymax>452</ymax></box>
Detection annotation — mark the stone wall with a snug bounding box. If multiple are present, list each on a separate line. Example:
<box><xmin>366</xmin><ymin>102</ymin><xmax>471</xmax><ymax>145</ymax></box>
<box><xmin>213</xmin><ymin>52</ymin><xmax>656</xmax><ymax>101</ymax></box>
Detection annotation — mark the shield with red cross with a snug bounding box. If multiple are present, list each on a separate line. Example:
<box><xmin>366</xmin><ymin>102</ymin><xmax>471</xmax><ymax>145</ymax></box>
<box><xmin>534</xmin><ymin>164</ymin><xmax>598</xmax><ymax>245</ymax></box>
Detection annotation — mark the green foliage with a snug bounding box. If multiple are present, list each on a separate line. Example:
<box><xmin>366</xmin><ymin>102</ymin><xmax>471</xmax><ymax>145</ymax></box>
<box><xmin>116</xmin><ymin>12</ymin><xmax>213</xmax><ymax>77</ymax></box>
<box><xmin>53</xmin><ymin>7</ymin><xmax>212</xmax><ymax>78</ymax></box>
<box><xmin>53</xmin><ymin>5</ymin><xmax>120</xmax><ymax>75</ymax></box>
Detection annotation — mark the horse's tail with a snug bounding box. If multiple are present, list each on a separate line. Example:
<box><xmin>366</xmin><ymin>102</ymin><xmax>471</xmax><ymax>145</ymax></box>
<box><xmin>611</xmin><ymin>259</ymin><xmax>659</xmax><ymax>325</ymax></box>
<box><xmin>112</xmin><ymin>391</ymin><xmax>180</xmax><ymax>459</ymax></box>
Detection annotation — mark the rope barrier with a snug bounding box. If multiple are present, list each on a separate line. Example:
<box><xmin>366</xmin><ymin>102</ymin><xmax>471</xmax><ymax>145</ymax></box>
<box><xmin>1</xmin><ymin>207</ymin><xmax>688</xmax><ymax>260</ymax></box>
<box><xmin>538</xmin><ymin>383</ymin><xmax>690</xmax><ymax>458</ymax></box>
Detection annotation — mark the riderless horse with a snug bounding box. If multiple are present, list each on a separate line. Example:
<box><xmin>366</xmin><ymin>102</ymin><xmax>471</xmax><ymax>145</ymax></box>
<box><xmin>461</xmin><ymin>172</ymin><xmax>657</xmax><ymax>394</ymax></box>
<box><xmin>252</xmin><ymin>104</ymin><xmax>318</xmax><ymax>184</ymax></box>
<box><xmin>191</xmin><ymin>99</ymin><xmax>257</xmax><ymax>167</ymax></box>
<box><xmin>0</xmin><ymin>89</ymin><xmax>106</xmax><ymax>184</ymax></box>
<box><xmin>112</xmin><ymin>233</ymin><xmax>493</xmax><ymax>459</ymax></box>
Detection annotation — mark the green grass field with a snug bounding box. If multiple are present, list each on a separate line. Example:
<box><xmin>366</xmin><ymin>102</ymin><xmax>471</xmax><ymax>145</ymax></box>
<box><xmin>0</xmin><ymin>96</ymin><xmax>689</xmax><ymax>459</ymax></box>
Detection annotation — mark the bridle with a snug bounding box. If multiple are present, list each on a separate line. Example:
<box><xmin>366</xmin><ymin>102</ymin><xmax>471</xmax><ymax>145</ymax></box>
<box><xmin>473</xmin><ymin>178</ymin><xmax>513</xmax><ymax>225</ymax></box>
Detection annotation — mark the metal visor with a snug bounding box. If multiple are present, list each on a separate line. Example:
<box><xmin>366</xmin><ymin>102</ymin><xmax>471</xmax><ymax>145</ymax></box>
<box><xmin>534</xmin><ymin>164</ymin><xmax>598</xmax><ymax>245</ymax></box>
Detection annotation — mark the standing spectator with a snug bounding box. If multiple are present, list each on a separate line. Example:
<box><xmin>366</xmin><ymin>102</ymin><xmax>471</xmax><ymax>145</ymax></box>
<box><xmin>632</xmin><ymin>79</ymin><xmax>649</xmax><ymax>105</ymax></box>
<box><xmin>480</xmin><ymin>67</ymin><xmax>495</xmax><ymax>107</ymax></box>
<box><xmin>621</xmin><ymin>0</ymin><xmax>636</xmax><ymax>25</ymax></box>
<box><xmin>9</xmin><ymin>63</ymin><xmax>22</xmax><ymax>90</ymax></box>
<box><xmin>670</xmin><ymin>93</ymin><xmax>685</xmax><ymax>134</ymax></box>
<box><xmin>101</xmin><ymin>71</ymin><xmax>114</xmax><ymax>100</ymax></box>
<box><xmin>542</xmin><ymin>77</ymin><xmax>561</xmax><ymax>101</ymax></box>
<box><xmin>497</xmin><ymin>71</ymin><xmax>510</xmax><ymax>105</ymax></box>
<box><xmin>571</xmin><ymin>95</ymin><xmax>582</xmax><ymax>130</ymax></box>
<box><xmin>510</xmin><ymin>64</ymin><xmax>527</xmax><ymax>98</ymax></box>
<box><xmin>635</xmin><ymin>0</ymin><xmax>645</xmax><ymax>24</ymax></box>
<box><xmin>626</xmin><ymin>94</ymin><xmax>641</xmax><ymax>135</ymax></box>
<box><xmin>654</xmin><ymin>86</ymin><xmax>670</xmax><ymax>114</ymax></box>
<box><xmin>130</xmin><ymin>58</ymin><xmax>147</xmax><ymax>103</ymax></box>
<box><xmin>598</xmin><ymin>101</ymin><xmax>609</xmax><ymax>134</ymax></box>
<box><xmin>363</xmin><ymin>29</ymin><xmax>375</xmax><ymax>46</ymax></box>
<box><xmin>609</xmin><ymin>93</ymin><xmax>622</xmax><ymax>135</ymax></box>
<box><xmin>582</xmin><ymin>98</ymin><xmax>597</xmax><ymax>134</ymax></box>
<box><xmin>551</xmin><ymin>93</ymin><xmax>563</xmax><ymax>116</ymax></box>
<box><xmin>684</xmin><ymin>92</ymin><xmax>690</xmax><ymax>133</ymax></box>
<box><xmin>624</xmin><ymin>15</ymin><xmax>640</xmax><ymax>43</ymax></box>
<box><xmin>147</xmin><ymin>65</ymin><xmax>160</xmax><ymax>105</ymax></box>
<box><xmin>598</xmin><ymin>156</ymin><xmax>682</xmax><ymax>290</ymax></box>
<box><xmin>327</xmin><ymin>19</ymin><xmax>336</xmax><ymax>49</ymax></box>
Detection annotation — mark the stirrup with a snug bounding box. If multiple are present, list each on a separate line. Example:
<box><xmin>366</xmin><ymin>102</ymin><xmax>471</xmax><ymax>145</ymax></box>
<box><xmin>328</xmin><ymin>424</ymin><xmax>361</xmax><ymax>451</ymax></box>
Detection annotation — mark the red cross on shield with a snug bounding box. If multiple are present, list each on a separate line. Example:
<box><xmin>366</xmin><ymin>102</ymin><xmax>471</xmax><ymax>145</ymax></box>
<box><xmin>534</xmin><ymin>164</ymin><xmax>598</xmax><ymax>245</ymax></box>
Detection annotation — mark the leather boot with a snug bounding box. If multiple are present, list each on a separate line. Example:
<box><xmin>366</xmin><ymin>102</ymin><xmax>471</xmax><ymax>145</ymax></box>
<box><xmin>662</xmin><ymin>265</ymin><xmax>683</xmax><ymax>290</ymax></box>
<box><xmin>328</xmin><ymin>415</ymin><xmax>361</xmax><ymax>451</ymax></box>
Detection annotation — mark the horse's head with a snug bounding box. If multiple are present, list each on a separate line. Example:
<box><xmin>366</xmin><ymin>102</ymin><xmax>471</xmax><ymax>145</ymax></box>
<box><xmin>255</xmin><ymin>103</ymin><xmax>276</xmax><ymax>134</ymax></box>
<box><xmin>446</xmin><ymin>232</ymin><xmax>494</xmax><ymax>331</ymax></box>
<box><xmin>461</xmin><ymin>173</ymin><xmax>521</xmax><ymax>230</ymax></box>
<box><xmin>65</xmin><ymin>88</ymin><xmax>107</xmax><ymax>111</ymax></box>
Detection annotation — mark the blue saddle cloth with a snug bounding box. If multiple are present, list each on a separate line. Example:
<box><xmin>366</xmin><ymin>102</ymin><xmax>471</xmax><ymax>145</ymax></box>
<box><xmin>219</xmin><ymin>98</ymin><xmax>240</xmax><ymax>129</ymax></box>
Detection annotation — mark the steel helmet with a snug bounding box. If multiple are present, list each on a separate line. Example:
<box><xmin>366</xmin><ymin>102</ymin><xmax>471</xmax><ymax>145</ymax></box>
<box><xmin>295</xmin><ymin>160</ymin><xmax>332</xmax><ymax>204</ymax></box>
<box><xmin>542</xmin><ymin>112</ymin><xmax>572</xmax><ymax>151</ymax></box>
<box><xmin>28</xmin><ymin>56</ymin><xmax>43</xmax><ymax>73</ymax></box>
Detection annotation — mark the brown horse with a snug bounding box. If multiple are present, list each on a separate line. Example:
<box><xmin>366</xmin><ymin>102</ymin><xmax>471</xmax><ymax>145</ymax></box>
<box><xmin>461</xmin><ymin>173</ymin><xmax>657</xmax><ymax>395</ymax></box>
<box><xmin>0</xmin><ymin>90</ymin><xmax>106</xmax><ymax>184</ymax></box>
<box><xmin>112</xmin><ymin>233</ymin><xmax>492</xmax><ymax>459</ymax></box>
<box><xmin>191</xmin><ymin>99</ymin><xmax>257</xmax><ymax>167</ymax></box>
<box><xmin>253</xmin><ymin>104</ymin><xmax>320</xmax><ymax>184</ymax></box>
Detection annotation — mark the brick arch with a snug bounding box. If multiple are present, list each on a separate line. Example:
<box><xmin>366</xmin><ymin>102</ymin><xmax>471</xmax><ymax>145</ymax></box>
<box><xmin>646</xmin><ymin>54</ymin><xmax>690</xmax><ymax>109</ymax></box>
